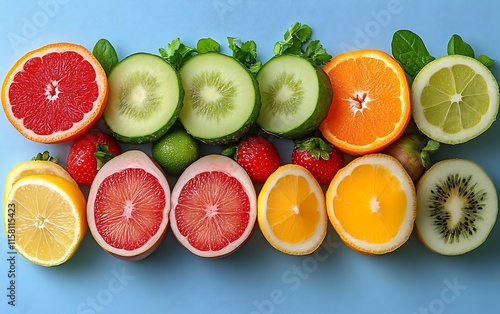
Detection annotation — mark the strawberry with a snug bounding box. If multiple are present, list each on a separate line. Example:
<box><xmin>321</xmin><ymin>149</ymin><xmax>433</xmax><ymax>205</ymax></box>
<box><xmin>222</xmin><ymin>135</ymin><xmax>281</xmax><ymax>183</ymax></box>
<box><xmin>291</xmin><ymin>137</ymin><xmax>344</xmax><ymax>185</ymax></box>
<box><xmin>66</xmin><ymin>130</ymin><xmax>121</xmax><ymax>186</ymax></box>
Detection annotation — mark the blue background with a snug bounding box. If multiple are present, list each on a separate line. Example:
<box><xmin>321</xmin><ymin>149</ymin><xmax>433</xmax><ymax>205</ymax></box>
<box><xmin>1</xmin><ymin>0</ymin><xmax>500</xmax><ymax>313</ymax></box>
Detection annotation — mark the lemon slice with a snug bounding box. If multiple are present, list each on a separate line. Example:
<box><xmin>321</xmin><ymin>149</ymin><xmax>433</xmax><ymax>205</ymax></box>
<box><xmin>4</xmin><ymin>160</ymin><xmax>78</xmax><ymax>204</ymax></box>
<box><xmin>411</xmin><ymin>55</ymin><xmax>499</xmax><ymax>144</ymax></box>
<box><xmin>4</xmin><ymin>175</ymin><xmax>87</xmax><ymax>267</ymax></box>
<box><xmin>258</xmin><ymin>164</ymin><xmax>327</xmax><ymax>255</ymax></box>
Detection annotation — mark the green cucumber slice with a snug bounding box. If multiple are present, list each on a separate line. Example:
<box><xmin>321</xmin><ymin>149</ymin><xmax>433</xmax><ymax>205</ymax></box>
<box><xmin>256</xmin><ymin>55</ymin><xmax>333</xmax><ymax>139</ymax></box>
<box><xmin>103</xmin><ymin>53</ymin><xmax>183</xmax><ymax>144</ymax></box>
<box><xmin>179</xmin><ymin>52</ymin><xmax>260</xmax><ymax>145</ymax></box>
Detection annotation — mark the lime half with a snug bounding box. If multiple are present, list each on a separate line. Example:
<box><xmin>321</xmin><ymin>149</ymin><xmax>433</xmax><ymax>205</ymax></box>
<box><xmin>411</xmin><ymin>55</ymin><xmax>499</xmax><ymax>144</ymax></box>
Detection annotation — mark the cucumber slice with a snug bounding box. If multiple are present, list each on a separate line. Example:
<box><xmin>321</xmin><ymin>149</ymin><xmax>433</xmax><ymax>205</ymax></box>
<box><xmin>179</xmin><ymin>52</ymin><xmax>260</xmax><ymax>145</ymax></box>
<box><xmin>256</xmin><ymin>55</ymin><xmax>333</xmax><ymax>139</ymax></box>
<box><xmin>103</xmin><ymin>53</ymin><xmax>183</xmax><ymax>144</ymax></box>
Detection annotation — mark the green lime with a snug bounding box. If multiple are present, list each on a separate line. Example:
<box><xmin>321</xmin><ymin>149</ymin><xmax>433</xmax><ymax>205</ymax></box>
<box><xmin>411</xmin><ymin>55</ymin><xmax>499</xmax><ymax>144</ymax></box>
<box><xmin>152</xmin><ymin>127</ymin><xmax>200</xmax><ymax>175</ymax></box>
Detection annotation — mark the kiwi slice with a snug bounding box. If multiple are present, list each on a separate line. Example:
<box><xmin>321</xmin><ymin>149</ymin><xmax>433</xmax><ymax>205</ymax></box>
<box><xmin>416</xmin><ymin>158</ymin><xmax>498</xmax><ymax>255</ymax></box>
<box><xmin>103</xmin><ymin>53</ymin><xmax>184</xmax><ymax>144</ymax></box>
<box><xmin>178</xmin><ymin>52</ymin><xmax>260</xmax><ymax>145</ymax></box>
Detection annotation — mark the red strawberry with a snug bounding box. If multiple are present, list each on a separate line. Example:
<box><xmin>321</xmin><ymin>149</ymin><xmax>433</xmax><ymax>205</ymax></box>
<box><xmin>222</xmin><ymin>135</ymin><xmax>281</xmax><ymax>183</ymax></box>
<box><xmin>291</xmin><ymin>137</ymin><xmax>344</xmax><ymax>185</ymax></box>
<box><xmin>66</xmin><ymin>130</ymin><xmax>121</xmax><ymax>186</ymax></box>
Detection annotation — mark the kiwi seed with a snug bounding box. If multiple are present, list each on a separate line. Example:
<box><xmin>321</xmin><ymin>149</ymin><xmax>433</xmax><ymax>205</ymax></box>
<box><xmin>429</xmin><ymin>173</ymin><xmax>486</xmax><ymax>244</ymax></box>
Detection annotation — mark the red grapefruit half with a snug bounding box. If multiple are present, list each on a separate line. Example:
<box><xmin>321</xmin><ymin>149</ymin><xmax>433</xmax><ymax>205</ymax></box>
<box><xmin>170</xmin><ymin>154</ymin><xmax>257</xmax><ymax>258</ymax></box>
<box><xmin>87</xmin><ymin>150</ymin><xmax>170</xmax><ymax>261</ymax></box>
<box><xmin>2</xmin><ymin>42</ymin><xmax>108</xmax><ymax>143</ymax></box>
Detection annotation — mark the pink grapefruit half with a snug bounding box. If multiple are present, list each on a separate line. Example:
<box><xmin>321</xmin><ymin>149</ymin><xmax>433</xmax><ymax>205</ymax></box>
<box><xmin>170</xmin><ymin>154</ymin><xmax>257</xmax><ymax>258</ymax></box>
<box><xmin>87</xmin><ymin>150</ymin><xmax>170</xmax><ymax>261</ymax></box>
<box><xmin>2</xmin><ymin>42</ymin><xmax>108</xmax><ymax>143</ymax></box>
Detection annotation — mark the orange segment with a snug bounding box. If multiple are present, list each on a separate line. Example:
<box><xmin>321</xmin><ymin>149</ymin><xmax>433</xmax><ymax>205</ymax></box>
<box><xmin>326</xmin><ymin>154</ymin><xmax>416</xmax><ymax>254</ymax></box>
<box><xmin>258</xmin><ymin>164</ymin><xmax>327</xmax><ymax>255</ymax></box>
<box><xmin>1</xmin><ymin>42</ymin><xmax>108</xmax><ymax>143</ymax></box>
<box><xmin>319</xmin><ymin>49</ymin><xmax>411</xmax><ymax>155</ymax></box>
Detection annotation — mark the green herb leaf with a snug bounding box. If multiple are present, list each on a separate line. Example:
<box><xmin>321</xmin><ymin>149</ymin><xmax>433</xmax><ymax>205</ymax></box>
<box><xmin>159</xmin><ymin>38</ymin><xmax>196</xmax><ymax>70</ymax></box>
<box><xmin>305</xmin><ymin>40</ymin><xmax>332</xmax><ymax>67</ymax></box>
<box><xmin>228</xmin><ymin>37</ymin><xmax>262</xmax><ymax>73</ymax></box>
<box><xmin>391</xmin><ymin>30</ymin><xmax>435</xmax><ymax>77</ymax></box>
<box><xmin>478</xmin><ymin>54</ymin><xmax>495</xmax><ymax>66</ymax></box>
<box><xmin>274</xmin><ymin>22</ymin><xmax>312</xmax><ymax>56</ymax></box>
<box><xmin>447</xmin><ymin>34</ymin><xmax>475</xmax><ymax>57</ymax></box>
<box><xmin>92</xmin><ymin>38</ymin><xmax>119</xmax><ymax>76</ymax></box>
<box><xmin>197</xmin><ymin>38</ymin><xmax>220</xmax><ymax>54</ymax></box>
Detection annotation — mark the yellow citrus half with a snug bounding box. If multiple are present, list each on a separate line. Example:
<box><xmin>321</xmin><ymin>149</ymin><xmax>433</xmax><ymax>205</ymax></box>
<box><xmin>4</xmin><ymin>174</ymin><xmax>87</xmax><ymax>266</ymax></box>
<box><xmin>326</xmin><ymin>154</ymin><xmax>416</xmax><ymax>254</ymax></box>
<box><xmin>258</xmin><ymin>164</ymin><xmax>327</xmax><ymax>255</ymax></box>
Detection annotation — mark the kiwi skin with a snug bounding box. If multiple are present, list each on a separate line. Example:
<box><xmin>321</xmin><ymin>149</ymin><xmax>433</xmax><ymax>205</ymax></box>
<box><xmin>415</xmin><ymin>158</ymin><xmax>498</xmax><ymax>256</ymax></box>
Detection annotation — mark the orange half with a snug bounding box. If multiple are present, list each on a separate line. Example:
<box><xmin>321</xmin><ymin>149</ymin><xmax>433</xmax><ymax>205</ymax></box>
<box><xmin>1</xmin><ymin>42</ymin><xmax>108</xmax><ymax>143</ymax></box>
<box><xmin>326</xmin><ymin>154</ymin><xmax>416</xmax><ymax>254</ymax></box>
<box><xmin>319</xmin><ymin>49</ymin><xmax>411</xmax><ymax>155</ymax></box>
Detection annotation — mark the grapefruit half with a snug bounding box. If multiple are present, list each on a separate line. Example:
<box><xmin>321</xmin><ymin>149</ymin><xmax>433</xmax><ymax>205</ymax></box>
<box><xmin>87</xmin><ymin>150</ymin><xmax>170</xmax><ymax>261</ymax></box>
<box><xmin>170</xmin><ymin>154</ymin><xmax>257</xmax><ymax>258</ymax></box>
<box><xmin>2</xmin><ymin>42</ymin><xmax>108</xmax><ymax>143</ymax></box>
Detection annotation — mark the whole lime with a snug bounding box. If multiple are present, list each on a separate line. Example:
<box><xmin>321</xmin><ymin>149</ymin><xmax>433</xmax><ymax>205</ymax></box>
<box><xmin>152</xmin><ymin>127</ymin><xmax>200</xmax><ymax>175</ymax></box>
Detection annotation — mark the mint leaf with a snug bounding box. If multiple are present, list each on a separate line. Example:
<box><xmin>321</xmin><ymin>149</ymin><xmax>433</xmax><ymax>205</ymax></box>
<box><xmin>391</xmin><ymin>30</ymin><xmax>435</xmax><ymax>77</ymax></box>
<box><xmin>197</xmin><ymin>38</ymin><xmax>220</xmax><ymax>54</ymax></box>
<box><xmin>228</xmin><ymin>37</ymin><xmax>262</xmax><ymax>73</ymax></box>
<box><xmin>92</xmin><ymin>38</ymin><xmax>119</xmax><ymax>76</ymax></box>
<box><xmin>447</xmin><ymin>34</ymin><xmax>475</xmax><ymax>57</ymax></box>
<box><xmin>478</xmin><ymin>54</ymin><xmax>495</xmax><ymax>66</ymax></box>
<box><xmin>305</xmin><ymin>40</ymin><xmax>332</xmax><ymax>67</ymax></box>
<box><xmin>159</xmin><ymin>38</ymin><xmax>196</xmax><ymax>70</ymax></box>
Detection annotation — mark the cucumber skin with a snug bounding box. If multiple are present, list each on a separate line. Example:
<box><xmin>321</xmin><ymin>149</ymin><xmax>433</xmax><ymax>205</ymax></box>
<box><xmin>282</xmin><ymin>65</ymin><xmax>332</xmax><ymax>139</ymax></box>
<box><xmin>257</xmin><ymin>56</ymin><xmax>333</xmax><ymax>139</ymax></box>
<box><xmin>106</xmin><ymin>53</ymin><xmax>185</xmax><ymax>144</ymax></box>
<box><xmin>180</xmin><ymin>53</ymin><xmax>261</xmax><ymax>146</ymax></box>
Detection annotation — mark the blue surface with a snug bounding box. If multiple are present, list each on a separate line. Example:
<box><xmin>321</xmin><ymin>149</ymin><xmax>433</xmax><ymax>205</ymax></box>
<box><xmin>1</xmin><ymin>1</ymin><xmax>500</xmax><ymax>313</ymax></box>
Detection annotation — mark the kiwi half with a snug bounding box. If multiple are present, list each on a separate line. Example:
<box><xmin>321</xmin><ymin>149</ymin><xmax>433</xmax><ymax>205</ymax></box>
<box><xmin>416</xmin><ymin>158</ymin><xmax>498</xmax><ymax>255</ymax></box>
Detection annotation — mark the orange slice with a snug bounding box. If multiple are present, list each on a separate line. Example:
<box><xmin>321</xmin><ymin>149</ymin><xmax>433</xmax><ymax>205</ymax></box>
<box><xmin>319</xmin><ymin>49</ymin><xmax>411</xmax><ymax>155</ymax></box>
<box><xmin>326</xmin><ymin>154</ymin><xmax>416</xmax><ymax>254</ymax></box>
<box><xmin>258</xmin><ymin>164</ymin><xmax>327</xmax><ymax>255</ymax></box>
<box><xmin>2</xmin><ymin>42</ymin><xmax>108</xmax><ymax>143</ymax></box>
<box><xmin>4</xmin><ymin>174</ymin><xmax>87</xmax><ymax>266</ymax></box>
